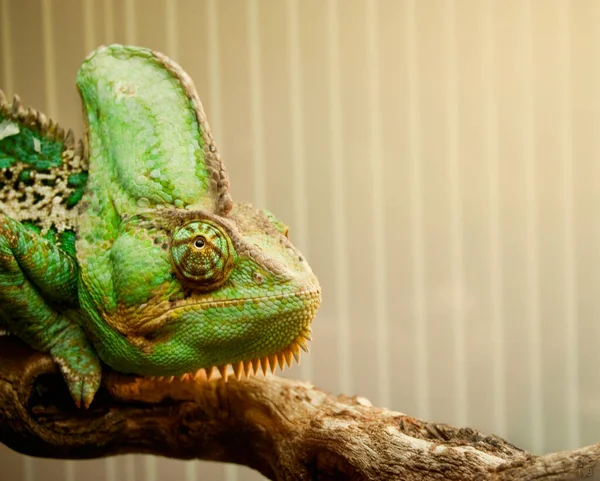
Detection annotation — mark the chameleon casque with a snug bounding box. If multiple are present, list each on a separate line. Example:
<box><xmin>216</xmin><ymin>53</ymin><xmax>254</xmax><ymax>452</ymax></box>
<box><xmin>0</xmin><ymin>44</ymin><xmax>321</xmax><ymax>408</ymax></box>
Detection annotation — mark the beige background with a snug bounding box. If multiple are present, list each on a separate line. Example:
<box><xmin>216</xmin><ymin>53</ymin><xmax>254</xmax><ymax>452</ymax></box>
<box><xmin>2</xmin><ymin>0</ymin><xmax>600</xmax><ymax>479</ymax></box>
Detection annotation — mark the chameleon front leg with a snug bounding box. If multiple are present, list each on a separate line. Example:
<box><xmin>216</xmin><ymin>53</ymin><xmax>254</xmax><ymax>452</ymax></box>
<box><xmin>0</xmin><ymin>214</ymin><xmax>101</xmax><ymax>407</ymax></box>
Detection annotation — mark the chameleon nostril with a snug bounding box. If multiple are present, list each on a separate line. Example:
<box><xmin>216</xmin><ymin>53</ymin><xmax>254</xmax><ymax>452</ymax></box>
<box><xmin>252</xmin><ymin>271</ymin><xmax>263</xmax><ymax>285</ymax></box>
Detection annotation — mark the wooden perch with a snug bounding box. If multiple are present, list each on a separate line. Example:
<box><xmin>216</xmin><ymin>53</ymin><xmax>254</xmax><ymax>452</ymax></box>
<box><xmin>0</xmin><ymin>337</ymin><xmax>598</xmax><ymax>481</ymax></box>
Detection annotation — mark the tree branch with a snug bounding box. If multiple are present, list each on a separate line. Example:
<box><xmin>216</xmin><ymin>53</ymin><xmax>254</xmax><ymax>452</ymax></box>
<box><xmin>0</xmin><ymin>338</ymin><xmax>597</xmax><ymax>480</ymax></box>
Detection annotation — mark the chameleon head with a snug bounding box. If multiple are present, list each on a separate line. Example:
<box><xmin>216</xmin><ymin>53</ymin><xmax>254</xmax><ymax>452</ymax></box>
<box><xmin>74</xmin><ymin>45</ymin><xmax>321</xmax><ymax>378</ymax></box>
<box><xmin>79</xmin><ymin>202</ymin><xmax>320</xmax><ymax>377</ymax></box>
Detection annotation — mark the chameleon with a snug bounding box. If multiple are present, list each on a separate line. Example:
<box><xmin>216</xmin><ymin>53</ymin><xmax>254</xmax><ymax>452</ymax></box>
<box><xmin>0</xmin><ymin>44</ymin><xmax>321</xmax><ymax>408</ymax></box>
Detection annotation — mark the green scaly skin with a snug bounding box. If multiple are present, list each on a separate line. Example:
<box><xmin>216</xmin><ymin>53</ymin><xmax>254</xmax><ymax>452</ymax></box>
<box><xmin>0</xmin><ymin>45</ymin><xmax>321</xmax><ymax>408</ymax></box>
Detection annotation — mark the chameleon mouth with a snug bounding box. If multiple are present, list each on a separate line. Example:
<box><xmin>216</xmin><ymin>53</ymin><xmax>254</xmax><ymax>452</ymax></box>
<box><xmin>146</xmin><ymin>325</ymin><xmax>313</xmax><ymax>383</ymax></box>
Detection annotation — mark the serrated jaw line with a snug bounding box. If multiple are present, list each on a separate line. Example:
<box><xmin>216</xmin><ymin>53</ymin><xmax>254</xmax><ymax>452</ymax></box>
<box><xmin>148</xmin><ymin>327</ymin><xmax>312</xmax><ymax>383</ymax></box>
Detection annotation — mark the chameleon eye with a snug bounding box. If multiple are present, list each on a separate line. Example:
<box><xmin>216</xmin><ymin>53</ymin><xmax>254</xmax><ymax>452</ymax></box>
<box><xmin>170</xmin><ymin>221</ymin><xmax>234</xmax><ymax>289</ymax></box>
<box><xmin>193</xmin><ymin>237</ymin><xmax>206</xmax><ymax>249</ymax></box>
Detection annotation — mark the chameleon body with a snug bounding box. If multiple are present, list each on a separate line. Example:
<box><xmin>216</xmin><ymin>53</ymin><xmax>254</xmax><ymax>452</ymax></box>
<box><xmin>0</xmin><ymin>45</ymin><xmax>321</xmax><ymax>407</ymax></box>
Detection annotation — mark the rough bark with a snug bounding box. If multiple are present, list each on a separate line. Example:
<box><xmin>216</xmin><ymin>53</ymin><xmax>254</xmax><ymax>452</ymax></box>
<box><xmin>0</xmin><ymin>338</ymin><xmax>598</xmax><ymax>480</ymax></box>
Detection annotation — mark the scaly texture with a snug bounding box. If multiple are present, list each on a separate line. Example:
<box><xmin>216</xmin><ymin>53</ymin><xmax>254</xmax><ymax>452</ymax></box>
<box><xmin>0</xmin><ymin>44</ymin><xmax>321</xmax><ymax>407</ymax></box>
<box><xmin>0</xmin><ymin>91</ymin><xmax>87</xmax><ymax>253</ymax></box>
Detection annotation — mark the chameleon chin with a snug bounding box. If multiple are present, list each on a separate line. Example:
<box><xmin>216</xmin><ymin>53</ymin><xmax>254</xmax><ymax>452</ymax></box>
<box><xmin>0</xmin><ymin>45</ymin><xmax>321</xmax><ymax>408</ymax></box>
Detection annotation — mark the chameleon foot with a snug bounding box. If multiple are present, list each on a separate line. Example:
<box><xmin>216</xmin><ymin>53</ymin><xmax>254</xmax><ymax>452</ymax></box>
<box><xmin>49</xmin><ymin>322</ymin><xmax>102</xmax><ymax>408</ymax></box>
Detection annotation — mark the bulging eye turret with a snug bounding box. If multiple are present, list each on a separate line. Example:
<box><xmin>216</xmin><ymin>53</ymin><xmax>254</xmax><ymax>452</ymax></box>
<box><xmin>170</xmin><ymin>221</ymin><xmax>234</xmax><ymax>289</ymax></box>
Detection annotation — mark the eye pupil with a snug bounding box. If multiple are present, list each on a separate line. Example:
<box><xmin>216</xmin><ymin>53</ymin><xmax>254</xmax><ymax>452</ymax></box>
<box><xmin>194</xmin><ymin>237</ymin><xmax>205</xmax><ymax>249</ymax></box>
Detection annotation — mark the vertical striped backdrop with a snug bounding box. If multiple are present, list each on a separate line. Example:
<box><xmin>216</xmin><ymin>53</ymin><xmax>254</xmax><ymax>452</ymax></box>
<box><xmin>1</xmin><ymin>1</ymin><xmax>599</xmax><ymax>480</ymax></box>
